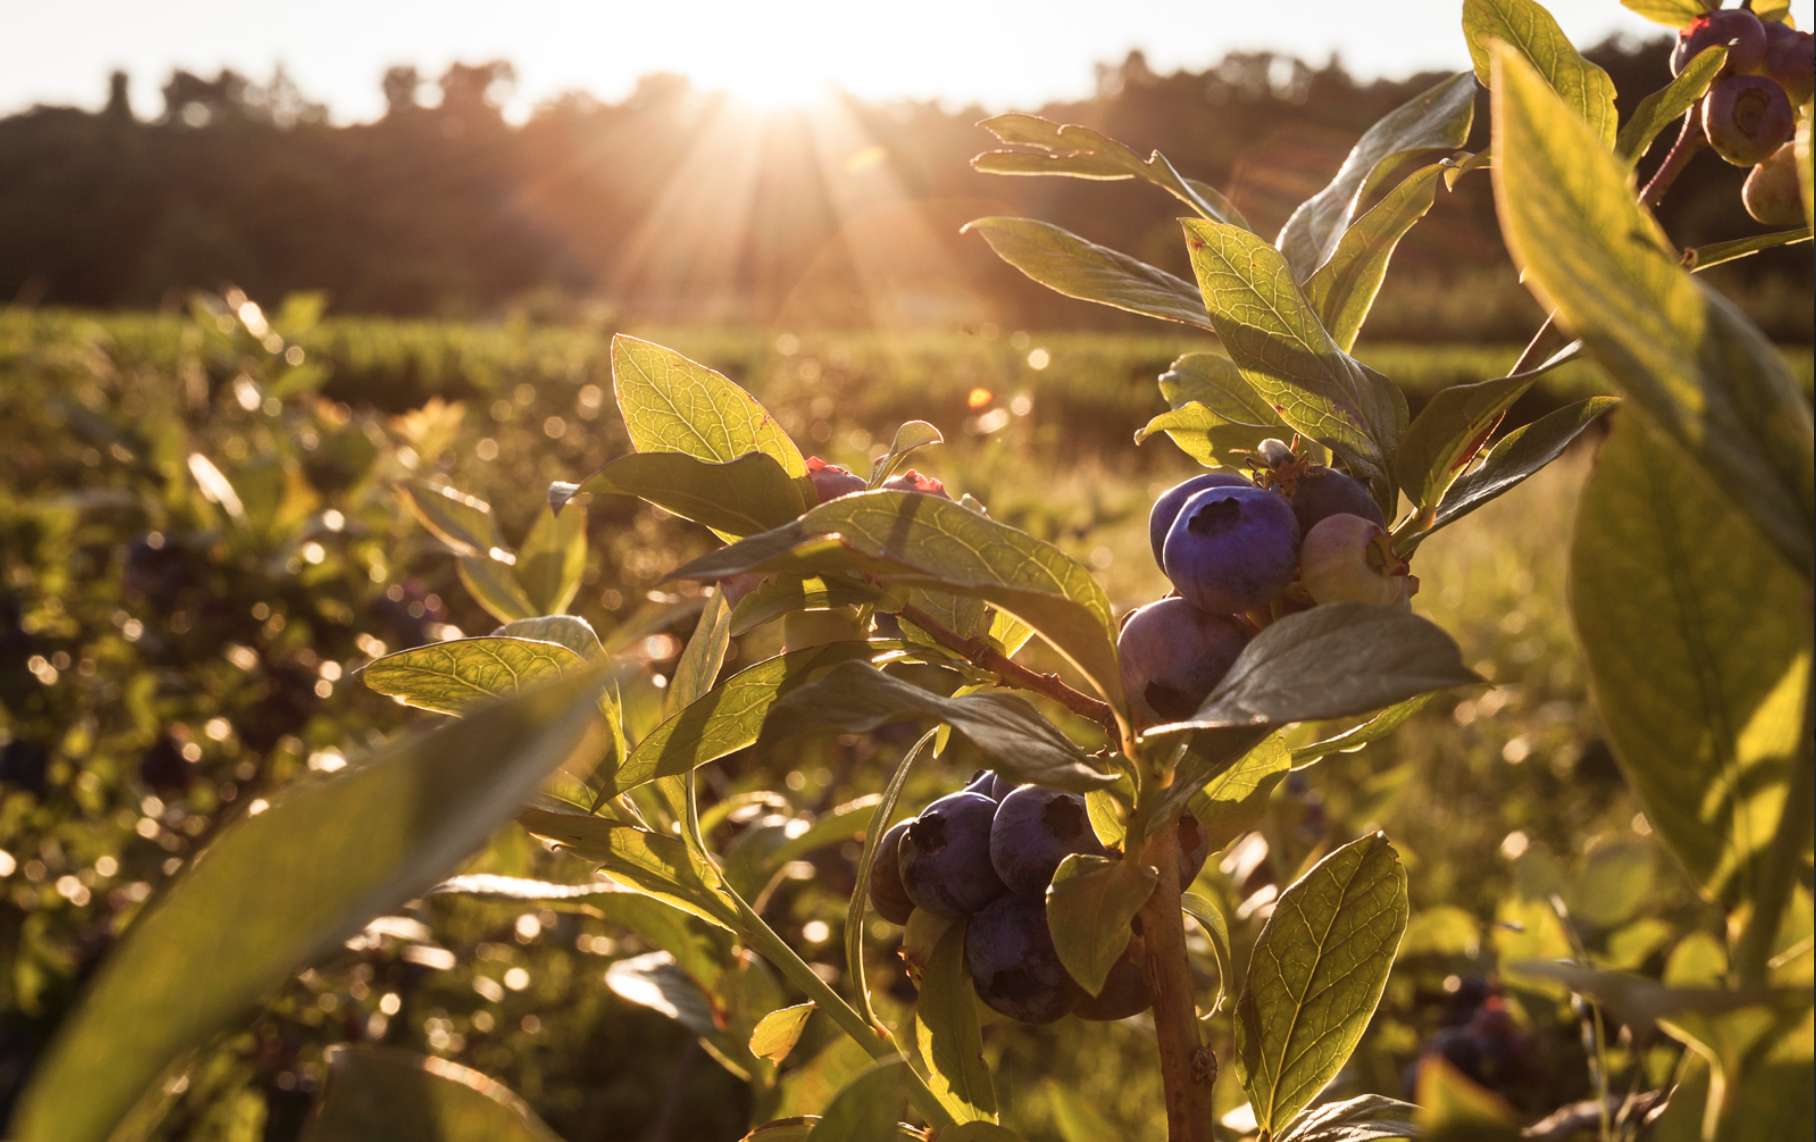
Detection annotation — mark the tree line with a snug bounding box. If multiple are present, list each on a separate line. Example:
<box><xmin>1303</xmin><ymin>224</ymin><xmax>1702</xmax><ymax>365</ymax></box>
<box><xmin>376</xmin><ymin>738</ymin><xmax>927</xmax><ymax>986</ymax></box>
<box><xmin>1</xmin><ymin>41</ymin><xmax>1806</xmax><ymax>339</ymax></box>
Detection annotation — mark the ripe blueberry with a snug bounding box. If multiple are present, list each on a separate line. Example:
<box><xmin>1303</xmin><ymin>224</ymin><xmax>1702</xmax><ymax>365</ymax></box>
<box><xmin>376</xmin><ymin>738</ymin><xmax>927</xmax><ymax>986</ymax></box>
<box><xmin>1299</xmin><ymin>513</ymin><xmax>1415</xmax><ymax>606</ymax></box>
<box><xmin>1763</xmin><ymin>23</ymin><xmax>1814</xmax><ymax>103</ymax></box>
<box><xmin>1672</xmin><ymin>10</ymin><xmax>1768</xmax><ymax>76</ymax></box>
<box><xmin>898</xmin><ymin>791</ymin><xmax>1006</xmax><ymax>915</ymax></box>
<box><xmin>884</xmin><ymin>469</ymin><xmax>949</xmax><ymax>497</ymax></box>
<box><xmin>1073</xmin><ymin>930</ymin><xmax>1153</xmax><ymax>1020</ymax></box>
<box><xmin>806</xmin><ymin>455</ymin><xmax>866</xmax><ymax>502</ymax></box>
<box><xmin>962</xmin><ymin>769</ymin><xmax>1003</xmax><ymax>799</ymax></box>
<box><xmin>1744</xmin><ymin>143</ymin><xmax>1805</xmax><ymax>225</ymax></box>
<box><xmin>988</xmin><ymin>786</ymin><xmax>1106</xmax><ymax>895</ymax></box>
<box><xmin>1162</xmin><ymin>485</ymin><xmax>1300</xmax><ymax>614</ymax></box>
<box><xmin>1117</xmin><ymin>598</ymin><xmax>1250</xmax><ymax>725</ymax></box>
<box><xmin>1290</xmin><ymin>465</ymin><xmax>1384</xmax><ymax>532</ymax></box>
<box><xmin>868</xmin><ymin>819</ymin><xmax>916</xmax><ymax>924</ymax></box>
<box><xmin>1147</xmin><ymin>471</ymin><xmax>1253</xmax><ymax>566</ymax></box>
<box><xmin>1702</xmin><ymin>75</ymin><xmax>1796</xmax><ymax>166</ymax></box>
<box><xmin>965</xmin><ymin>894</ymin><xmax>1081</xmax><ymax>1023</ymax></box>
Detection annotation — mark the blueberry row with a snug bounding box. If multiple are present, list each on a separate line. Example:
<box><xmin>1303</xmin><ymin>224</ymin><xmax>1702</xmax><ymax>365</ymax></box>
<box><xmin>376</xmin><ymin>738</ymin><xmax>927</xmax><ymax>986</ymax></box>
<box><xmin>868</xmin><ymin>770</ymin><xmax>1209</xmax><ymax>1023</ymax></box>
<box><xmin>1119</xmin><ymin>443</ymin><xmax>1411</xmax><ymax>726</ymax></box>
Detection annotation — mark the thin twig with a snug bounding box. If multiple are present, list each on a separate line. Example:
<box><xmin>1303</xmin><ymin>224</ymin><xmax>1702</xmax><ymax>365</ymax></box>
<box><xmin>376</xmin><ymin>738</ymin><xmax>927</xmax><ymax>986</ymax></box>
<box><xmin>898</xmin><ymin>603</ymin><xmax>1119</xmax><ymax>733</ymax></box>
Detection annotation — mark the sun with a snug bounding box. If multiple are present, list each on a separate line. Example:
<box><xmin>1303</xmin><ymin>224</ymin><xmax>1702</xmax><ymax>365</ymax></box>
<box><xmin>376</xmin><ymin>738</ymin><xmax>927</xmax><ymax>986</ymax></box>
<box><xmin>698</xmin><ymin>53</ymin><xmax>833</xmax><ymax>111</ymax></box>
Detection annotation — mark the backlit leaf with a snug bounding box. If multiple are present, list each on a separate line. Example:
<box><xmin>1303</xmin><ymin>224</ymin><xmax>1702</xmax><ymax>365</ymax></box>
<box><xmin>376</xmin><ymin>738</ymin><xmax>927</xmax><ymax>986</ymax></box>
<box><xmin>612</xmin><ymin>335</ymin><xmax>807</xmax><ymax>477</ymax></box>
<box><xmin>303</xmin><ymin>1046</ymin><xmax>560</xmax><ymax>1142</ymax></box>
<box><xmin>847</xmin><ymin>730</ymin><xmax>938</xmax><ymax>1029</ymax></box>
<box><xmin>806</xmin><ymin>1059</ymin><xmax>910</xmax><ymax>1142</ymax></box>
<box><xmin>962</xmin><ymin>217</ymin><xmax>1216</xmax><ymax>331</ymax></box>
<box><xmin>1618</xmin><ymin>0</ymin><xmax>1713</xmax><ymax>29</ymax></box>
<box><xmin>494</xmin><ymin>614</ymin><xmax>605</xmax><ymax>658</ymax></box>
<box><xmin>750</xmin><ymin>1003</ymin><xmax>816</xmax><ymax>1065</ymax></box>
<box><xmin>1304</xmin><ymin>163</ymin><xmax>1447</xmax><ymax>353</ymax></box>
<box><xmin>458</xmin><ymin>554</ymin><xmax>537</xmax><ymax>624</ymax></box>
<box><xmin>914</xmin><ymin>923</ymin><xmax>997</xmax><ymax>1123</ymax></box>
<box><xmin>1237</xmin><ymin>833</ymin><xmax>1410</xmax><ymax>1133</ymax></box>
<box><xmin>362</xmin><ymin>636</ymin><xmax>582</xmax><ymax>716</ymax></box>
<box><xmin>729</xmin><ymin>576</ymin><xmax>884</xmax><ymax>637</ymax></box>
<box><xmin>399</xmin><ymin>480</ymin><xmax>509</xmax><ymax>558</ymax></box>
<box><xmin>1046</xmin><ymin>855</ymin><xmax>1156</xmax><ymax>996</ymax></box>
<box><xmin>1465</xmin><ymin>0</ymin><xmax>1619</xmax><ymax>148</ymax></box>
<box><xmin>517</xmin><ymin>502</ymin><xmax>587</xmax><ymax>615</ymax></box>
<box><xmin>1275</xmin><ymin>1093</ymin><xmax>1422</xmax><ymax>1142</ymax></box>
<box><xmin>10</xmin><ymin>666</ymin><xmax>612</xmax><ymax>1142</ymax></box>
<box><xmin>516</xmin><ymin>807</ymin><xmax>739</xmax><ymax>929</ymax></box>
<box><xmin>1421</xmin><ymin>395</ymin><xmax>1618</xmax><ymax>539</ymax></box>
<box><xmin>572</xmin><ymin>451</ymin><xmax>810</xmax><ymax>538</ymax></box>
<box><xmin>1616</xmin><ymin>46</ymin><xmax>1725</xmax><ymax>161</ymax></box>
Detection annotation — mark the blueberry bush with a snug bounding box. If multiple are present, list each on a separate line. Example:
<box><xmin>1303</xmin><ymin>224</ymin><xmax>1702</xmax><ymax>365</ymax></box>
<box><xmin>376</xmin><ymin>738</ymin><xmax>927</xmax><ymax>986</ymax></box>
<box><xmin>6</xmin><ymin>1</ymin><xmax>1813</xmax><ymax>1140</ymax></box>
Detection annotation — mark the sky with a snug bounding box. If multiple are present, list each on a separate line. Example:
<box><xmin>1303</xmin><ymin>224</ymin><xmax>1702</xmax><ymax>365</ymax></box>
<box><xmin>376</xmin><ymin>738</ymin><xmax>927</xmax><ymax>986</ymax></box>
<box><xmin>4</xmin><ymin>0</ymin><xmax>1812</xmax><ymax>121</ymax></box>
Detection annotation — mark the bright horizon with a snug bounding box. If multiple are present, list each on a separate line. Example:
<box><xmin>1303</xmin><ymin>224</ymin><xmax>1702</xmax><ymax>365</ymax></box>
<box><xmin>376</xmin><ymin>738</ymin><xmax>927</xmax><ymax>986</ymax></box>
<box><xmin>8</xmin><ymin>0</ymin><xmax>1809</xmax><ymax>122</ymax></box>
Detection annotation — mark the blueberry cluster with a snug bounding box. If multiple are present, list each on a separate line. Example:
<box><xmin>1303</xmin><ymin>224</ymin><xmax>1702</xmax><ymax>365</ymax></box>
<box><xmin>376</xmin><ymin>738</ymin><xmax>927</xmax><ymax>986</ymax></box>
<box><xmin>1673</xmin><ymin>10</ymin><xmax>1812</xmax><ymax>225</ymax></box>
<box><xmin>869</xmin><ymin>770</ymin><xmax>1210</xmax><ymax>1023</ymax></box>
<box><xmin>1120</xmin><ymin>443</ymin><xmax>1412</xmax><ymax>726</ymax></box>
<box><xmin>1403</xmin><ymin>982</ymin><xmax>1531</xmax><ymax>1100</ymax></box>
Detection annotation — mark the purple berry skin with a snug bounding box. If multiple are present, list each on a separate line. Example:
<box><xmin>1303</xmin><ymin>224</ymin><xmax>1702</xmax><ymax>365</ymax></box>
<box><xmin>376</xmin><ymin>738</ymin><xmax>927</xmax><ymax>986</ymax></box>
<box><xmin>965</xmin><ymin>894</ymin><xmax>1082</xmax><ymax>1023</ymax></box>
<box><xmin>1291</xmin><ymin>465</ymin><xmax>1384</xmax><ymax>533</ymax></box>
<box><xmin>1162</xmin><ymin>485</ymin><xmax>1301</xmax><ymax>614</ymax></box>
<box><xmin>1702</xmin><ymin>75</ymin><xmax>1796</xmax><ymax>166</ymax></box>
<box><xmin>1764</xmin><ymin>24</ymin><xmax>1814</xmax><ymax>103</ymax></box>
<box><xmin>1117</xmin><ymin>598</ymin><xmax>1251</xmax><ymax>726</ymax></box>
<box><xmin>868</xmin><ymin>819</ymin><xmax>916</xmax><ymax>924</ymax></box>
<box><xmin>1148</xmin><ymin>471</ymin><xmax>1254</xmax><ymax>566</ymax></box>
<box><xmin>1072</xmin><ymin>934</ymin><xmax>1153</xmax><ymax>1020</ymax></box>
<box><xmin>898</xmin><ymin>792</ymin><xmax>1007</xmax><ymax>916</ymax></box>
<box><xmin>1672</xmin><ymin>10</ymin><xmax>1768</xmax><ymax>76</ymax></box>
<box><xmin>962</xmin><ymin>769</ymin><xmax>1002</xmax><ymax>799</ymax></box>
<box><xmin>806</xmin><ymin>456</ymin><xmax>866</xmax><ymax>503</ymax></box>
<box><xmin>988</xmin><ymin>786</ymin><xmax>1107</xmax><ymax>895</ymax></box>
<box><xmin>1177</xmin><ymin>810</ymin><xmax>1210</xmax><ymax>886</ymax></box>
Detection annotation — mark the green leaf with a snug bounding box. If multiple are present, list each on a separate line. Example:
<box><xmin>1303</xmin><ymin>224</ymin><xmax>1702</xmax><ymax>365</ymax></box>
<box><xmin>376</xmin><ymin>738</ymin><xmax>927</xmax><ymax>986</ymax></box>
<box><xmin>1305</xmin><ymin>164</ymin><xmax>1447</xmax><ymax>353</ymax></box>
<box><xmin>1465</xmin><ymin>0</ymin><xmax>1619</xmax><ymax>148</ymax></box>
<box><xmin>1618</xmin><ymin>0</ymin><xmax>1713</xmax><ymax>28</ymax></box>
<box><xmin>605</xmin><ymin>951</ymin><xmax>760</xmax><ymax>1081</ymax></box>
<box><xmin>1799</xmin><ymin>108</ymin><xmax>1813</xmax><ymax>231</ymax></box>
<box><xmin>612</xmin><ymin>334</ymin><xmax>807</xmax><ymax>478</ymax></box>
<box><xmin>458</xmin><ymin>554</ymin><xmax>537</xmax><ymax>624</ymax></box>
<box><xmin>868</xmin><ymin>420</ymin><xmax>945</xmax><ymax>486</ymax></box>
<box><xmin>1149</xmin><ymin>605</ymin><xmax>1480</xmax><ymax>736</ymax></box>
<box><xmin>1046</xmin><ymin>855</ymin><xmax>1156</xmax><ymax>995</ymax></box>
<box><xmin>769</xmin><ymin>663</ymin><xmax>1114</xmax><ymax>791</ymax></box>
<box><xmin>398</xmin><ymin>480</ymin><xmax>509</xmax><ymax>558</ymax></box>
<box><xmin>1421</xmin><ymin>395</ymin><xmax>1618</xmax><ymax>539</ymax></box>
<box><xmin>1181</xmin><ymin>735</ymin><xmax>1294</xmax><ymax>855</ymax></box>
<box><xmin>961</xmin><ymin>217</ymin><xmax>1217</xmax><ymax>332</ymax></box>
<box><xmin>750</xmin><ymin>1003</ymin><xmax>817</xmax><ymax>1065</ymax></box>
<box><xmin>730</xmin><ymin>576</ymin><xmax>884</xmax><ymax>637</ymax></box>
<box><xmin>1236</xmin><ymin>833</ymin><xmax>1411</xmax><ymax>1134</ymax></box>
<box><xmin>1135</xmin><ymin>353</ymin><xmax>1290</xmax><ymax>467</ymax></box>
<box><xmin>1181</xmin><ymin>893</ymin><xmax>1237</xmax><ymax>1010</ymax></box>
<box><xmin>1684</xmin><ymin>227</ymin><xmax>1813</xmax><ymax>272</ymax></box>
<box><xmin>848</xmin><ymin>730</ymin><xmax>938</xmax><ymax>1028</ymax></box>
<box><xmin>1616</xmin><ymin>46</ymin><xmax>1726</xmax><ymax>161</ymax></box>
<box><xmin>9</xmin><ymin>666</ymin><xmax>612</xmax><ymax>1142</ymax></box>
<box><xmin>1135</xmin><ymin>407</ymin><xmax>1279</xmax><ymax>470</ymax></box>
<box><xmin>494</xmin><ymin>614</ymin><xmax>605</xmax><ymax>658</ymax></box>
<box><xmin>1569</xmin><ymin>415</ymin><xmax>1812</xmax><ymax>907</ymax></box>
<box><xmin>516</xmin><ymin>807</ymin><xmax>738</xmax><ymax>929</ymax></box>
<box><xmin>1291</xmin><ymin>694</ymin><xmax>1439</xmax><ymax>767</ymax></box>
<box><xmin>1275</xmin><ymin>1093</ymin><xmax>1422</xmax><ymax>1142</ymax></box>
<box><xmin>672</xmin><ymin>490</ymin><xmax>1124</xmax><ymax>711</ymax></box>
<box><xmin>1492</xmin><ymin>45</ymin><xmax>1816</xmax><ymax>573</ymax></box>
<box><xmin>362</xmin><ymin>636</ymin><xmax>583</xmax><ymax>716</ymax></box>
<box><xmin>972</xmin><ymin>114</ymin><xmax>1247</xmax><ymax>227</ymax></box>
<box><xmin>1277</xmin><ymin>72</ymin><xmax>1478</xmax><ymax>279</ymax></box>
<box><xmin>1183</xmin><ymin>220</ymin><xmax>1405</xmax><ymax>482</ymax></box>
<box><xmin>1569</xmin><ymin>835</ymin><xmax>1658</xmax><ymax>928</ymax></box>
<box><xmin>668</xmin><ymin>592</ymin><xmax>733</xmax><ymax>715</ymax></box>
<box><xmin>806</xmin><ymin>1059</ymin><xmax>910</xmax><ymax>1142</ymax></box>
<box><xmin>570</xmin><ymin>451</ymin><xmax>810</xmax><ymax>538</ymax></box>
<box><xmin>1392</xmin><ymin>341</ymin><xmax>1582</xmax><ymax>516</ymax></box>
<box><xmin>517</xmin><ymin>502</ymin><xmax>587</xmax><ymax>615</ymax></box>
<box><xmin>302</xmin><ymin>1046</ymin><xmax>561</xmax><ymax>1142</ymax></box>
<box><xmin>605</xmin><ymin>643</ymin><xmax>873</xmax><ymax>797</ymax></box>
<box><xmin>913</xmin><ymin>923</ymin><xmax>998</xmax><ymax>1123</ymax></box>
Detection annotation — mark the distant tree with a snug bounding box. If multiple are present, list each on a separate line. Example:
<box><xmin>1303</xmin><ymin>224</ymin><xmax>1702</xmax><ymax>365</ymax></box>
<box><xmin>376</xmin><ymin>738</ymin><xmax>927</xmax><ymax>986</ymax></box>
<box><xmin>104</xmin><ymin>70</ymin><xmax>133</xmax><ymax>124</ymax></box>
<box><xmin>381</xmin><ymin>66</ymin><xmax>422</xmax><ymax>119</ymax></box>
<box><xmin>438</xmin><ymin>61</ymin><xmax>516</xmax><ymax>127</ymax></box>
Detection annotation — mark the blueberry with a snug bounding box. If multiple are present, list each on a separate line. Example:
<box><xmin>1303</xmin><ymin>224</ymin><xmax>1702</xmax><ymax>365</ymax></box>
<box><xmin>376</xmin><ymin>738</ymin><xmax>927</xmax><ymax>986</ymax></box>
<box><xmin>1702</xmin><ymin>75</ymin><xmax>1796</xmax><ymax>167</ymax></box>
<box><xmin>1162</xmin><ymin>486</ymin><xmax>1300</xmax><ymax>614</ymax></box>
<box><xmin>1290</xmin><ymin>465</ymin><xmax>1384</xmax><ymax>533</ymax></box>
<box><xmin>883</xmin><ymin>469</ymin><xmax>948</xmax><ymax>497</ymax></box>
<box><xmin>1764</xmin><ymin>23</ymin><xmax>1814</xmax><ymax>103</ymax></box>
<box><xmin>963</xmin><ymin>769</ymin><xmax>1003</xmax><ymax>799</ymax></box>
<box><xmin>806</xmin><ymin>455</ymin><xmax>866</xmax><ymax>502</ymax></box>
<box><xmin>988</xmin><ymin>786</ymin><xmax>1107</xmax><ymax>895</ymax></box>
<box><xmin>1147</xmin><ymin>471</ymin><xmax>1254</xmax><ymax>566</ymax></box>
<box><xmin>1117</xmin><ymin>598</ymin><xmax>1250</xmax><ymax>726</ymax></box>
<box><xmin>868</xmin><ymin>819</ymin><xmax>916</xmax><ymax>924</ymax></box>
<box><xmin>965</xmin><ymin>894</ymin><xmax>1081</xmax><ymax>1023</ymax></box>
<box><xmin>1744</xmin><ymin>143</ymin><xmax>1805</xmax><ymax>225</ymax></box>
<box><xmin>1299</xmin><ymin>513</ymin><xmax>1415</xmax><ymax>606</ymax></box>
<box><xmin>1177</xmin><ymin>810</ymin><xmax>1211</xmax><ymax>886</ymax></box>
<box><xmin>898</xmin><ymin>792</ymin><xmax>1006</xmax><ymax>915</ymax></box>
<box><xmin>1072</xmin><ymin>930</ymin><xmax>1153</xmax><ymax>1021</ymax></box>
<box><xmin>1672</xmin><ymin>10</ymin><xmax>1768</xmax><ymax>76</ymax></box>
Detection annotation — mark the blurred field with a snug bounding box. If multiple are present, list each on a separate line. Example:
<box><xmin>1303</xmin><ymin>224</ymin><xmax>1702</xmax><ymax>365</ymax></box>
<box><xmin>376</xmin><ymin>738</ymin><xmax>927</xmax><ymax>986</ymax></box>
<box><xmin>0</xmin><ymin>305</ymin><xmax>1762</xmax><ymax>1139</ymax></box>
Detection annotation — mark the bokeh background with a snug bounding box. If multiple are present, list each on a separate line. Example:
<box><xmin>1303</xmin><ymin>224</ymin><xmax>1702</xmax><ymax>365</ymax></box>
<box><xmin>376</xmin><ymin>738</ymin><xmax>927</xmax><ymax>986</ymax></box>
<box><xmin>2</xmin><ymin>2</ymin><xmax>1811</xmax><ymax>1139</ymax></box>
